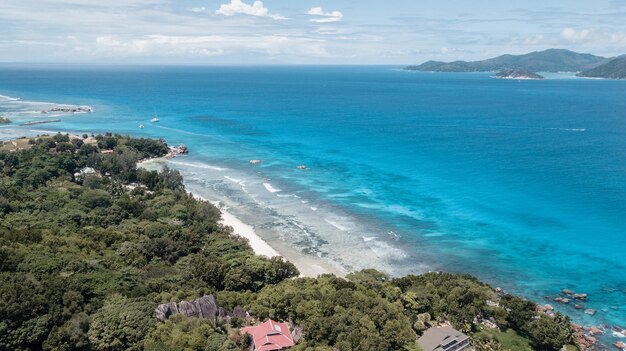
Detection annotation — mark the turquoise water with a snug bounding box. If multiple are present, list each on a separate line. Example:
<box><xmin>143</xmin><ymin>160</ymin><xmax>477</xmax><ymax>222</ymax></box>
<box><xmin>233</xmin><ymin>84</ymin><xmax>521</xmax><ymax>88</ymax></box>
<box><xmin>1</xmin><ymin>65</ymin><xmax>625</xmax><ymax>333</ymax></box>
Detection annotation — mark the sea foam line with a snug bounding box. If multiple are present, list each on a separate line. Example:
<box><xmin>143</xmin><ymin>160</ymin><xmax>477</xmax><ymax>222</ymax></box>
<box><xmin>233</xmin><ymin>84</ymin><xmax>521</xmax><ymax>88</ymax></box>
<box><xmin>263</xmin><ymin>182</ymin><xmax>281</xmax><ymax>193</ymax></box>
<box><xmin>0</xmin><ymin>94</ymin><xmax>21</xmax><ymax>101</ymax></box>
<box><xmin>169</xmin><ymin>160</ymin><xmax>227</xmax><ymax>171</ymax></box>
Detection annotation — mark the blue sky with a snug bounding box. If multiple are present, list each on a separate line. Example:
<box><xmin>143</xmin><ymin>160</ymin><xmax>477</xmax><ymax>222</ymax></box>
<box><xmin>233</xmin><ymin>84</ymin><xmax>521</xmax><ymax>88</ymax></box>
<box><xmin>1</xmin><ymin>0</ymin><xmax>625</xmax><ymax>64</ymax></box>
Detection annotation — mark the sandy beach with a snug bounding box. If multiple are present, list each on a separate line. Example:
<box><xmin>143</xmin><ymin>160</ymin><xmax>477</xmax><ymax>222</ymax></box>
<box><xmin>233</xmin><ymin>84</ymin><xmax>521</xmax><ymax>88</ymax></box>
<box><xmin>139</xmin><ymin>157</ymin><xmax>342</xmax><ymax>278</ymax></box>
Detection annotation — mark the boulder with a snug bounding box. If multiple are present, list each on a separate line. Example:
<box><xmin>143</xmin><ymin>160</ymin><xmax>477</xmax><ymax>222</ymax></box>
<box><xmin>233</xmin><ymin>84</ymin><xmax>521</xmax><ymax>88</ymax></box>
<box><xmin>544</xmin><ymin>304</ymin><xmax>554</xmax><ymax>311</ymax></box>
<box><xmin>562</xmin><ymin>298</ymin><xmax>570</xmax><ymax>304</ymax></box>
<box><xmin>155</xmin><ymin>295</ymin><xmax>225</xmax><ymax>322</ymax></box>
<box><xmin>584</xmin><ymin>309</ymin><xmax>597</xmax><ymax>316</ymax></box>
<box><xmin>590</xmin><ymin>326</ymin><xmax>603</xmax><ymax>335</ymax></box>
<box><xmin>614</xmin><ymin>341</ymin><xmax>626</xmax><ymax>350</ymax></box>
<box><xmin>574</xmin><ymin>304</ymin><xmax>584</xmax><ymax>309</ymax></box>
<box><xmin>574</xmin><ymin>293</ymin><xmax>588</xmax><ymax>300</ymax></box>
<box><xmin>562</xmin><ymin>289</ymin><xmax>575</xmax><ymax>295</ymax></box>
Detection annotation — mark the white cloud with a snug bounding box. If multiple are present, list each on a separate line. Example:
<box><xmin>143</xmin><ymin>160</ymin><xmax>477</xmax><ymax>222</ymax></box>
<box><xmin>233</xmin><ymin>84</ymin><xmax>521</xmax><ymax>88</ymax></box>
<box><xmin>216</xmin><ymin>0</ymin><xmax>286</xmax><ymax>20</ymax></box>
<box><xmin>561</xmin><ymin>27</ymin><xmax>591</xmax><ymax>42</ymax></box>
<box><xmin>308</xmin><ymin>7</ymin><xmax>343</xmax><ymax>23</ymax></box>
<box><xmin>189</xmin><ymin>7</ymin><xmax>207</xmax><ymax>13</ymax></box>
<box><xmin>93</xmin><ymin>34</ymin><xmax>329</xmax><ymax>58</ymax></box>
<box><xmin>560</xmin><ymin>27</ymin><xmax>626</xmax><ymax>47</ymax></box>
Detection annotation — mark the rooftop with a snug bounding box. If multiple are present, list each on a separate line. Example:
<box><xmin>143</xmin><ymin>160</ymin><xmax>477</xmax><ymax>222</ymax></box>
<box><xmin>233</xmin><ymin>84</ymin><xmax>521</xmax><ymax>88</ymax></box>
<box><xmin>241</xmin><ymin>319</ymin><xmax>295</xmax><ymax>351</ymax></box>
<box><xmin>418</xmin><ymin>326</ymin><xmax>470</xmax><ymax>351</ymax></box>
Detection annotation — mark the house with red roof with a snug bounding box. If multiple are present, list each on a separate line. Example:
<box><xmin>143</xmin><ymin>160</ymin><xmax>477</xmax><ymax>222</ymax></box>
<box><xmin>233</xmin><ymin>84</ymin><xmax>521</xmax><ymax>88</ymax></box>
<box><xmin>240</xmin><ymin>319</ymin><xmax>295</xmax><ymax>351</ymax></box>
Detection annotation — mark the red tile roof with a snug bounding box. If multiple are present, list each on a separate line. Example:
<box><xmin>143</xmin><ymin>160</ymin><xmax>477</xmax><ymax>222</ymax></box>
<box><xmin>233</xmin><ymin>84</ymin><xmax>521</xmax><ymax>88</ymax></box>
<box><xmin>241</xmin><ymin>319</ymin><xmax>295</xmax><ymax>351</ymax></box>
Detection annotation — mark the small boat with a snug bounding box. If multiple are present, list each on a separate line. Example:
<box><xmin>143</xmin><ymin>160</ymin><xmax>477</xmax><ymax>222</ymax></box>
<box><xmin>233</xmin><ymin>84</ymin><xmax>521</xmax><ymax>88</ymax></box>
<box><xmin>139</xmin><ymin>124</ymin><xmax>144</xmax><ymax>129</ymax></box>
<box><xmin>150</xmin><ymin>117</ymin><xmax>160</xmax><ymax>123</ymax></box>
<box><xmin>249</xmin><ymin>159</ymin><xmax>262</xmax><ymax>165</ymax></box>
<box><xmin>297</xmin><ymin>165</ymin><xmax>307</xmax><ymax>170</ymax></box>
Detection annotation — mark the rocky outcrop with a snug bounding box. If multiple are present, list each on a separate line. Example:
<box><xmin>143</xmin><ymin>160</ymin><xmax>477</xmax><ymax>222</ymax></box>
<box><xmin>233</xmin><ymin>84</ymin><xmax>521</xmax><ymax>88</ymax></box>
<box><xmin>614</xmin><ymin>341</ymin><xmax>626</xmax><ymax>350</ymax></box>
<box><xmin>166</xmin><ymin>144</ymin><xmax>189</xmax><ymax>158</ymax></box>
<box><xmin>495</xmin><ymin>69</ymin><xmax>544</xmax><ymax>80</ymax></box>
<box><xmin>155</xmin><ymin>295</ymin><xmax>226</xmax><ymax>322</ymax></box>
<box><xmin>41</xmin><ymin>106</ymin><xmax>93</xmax><ymax>114</ymax></box>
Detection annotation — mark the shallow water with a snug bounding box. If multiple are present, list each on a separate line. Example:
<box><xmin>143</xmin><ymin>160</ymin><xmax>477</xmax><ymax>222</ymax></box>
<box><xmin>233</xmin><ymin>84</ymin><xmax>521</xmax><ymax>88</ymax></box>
<box><xmin>1</xmin><ymin>65</ymin><xmax>626</xmax><ymax>333</ymax></box>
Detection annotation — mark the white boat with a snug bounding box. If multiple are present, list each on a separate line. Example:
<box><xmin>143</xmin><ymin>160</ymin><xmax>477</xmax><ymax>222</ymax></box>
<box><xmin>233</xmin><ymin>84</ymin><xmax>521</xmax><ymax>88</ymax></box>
<box><xmin>150</xmin><ymin>117</ymin><xmax>160</xmax><ymax>123</ymax></box>
<box><xmin>139</xmin><ymin>124</ymin><xmax>144</xmax><ymax>129</ymax></box>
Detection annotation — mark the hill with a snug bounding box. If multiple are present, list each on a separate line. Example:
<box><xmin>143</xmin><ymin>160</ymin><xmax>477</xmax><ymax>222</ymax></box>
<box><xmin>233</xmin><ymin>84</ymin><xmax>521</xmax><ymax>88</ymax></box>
<box><xmin>405</xmin><ymin>49</ymin><xmax>606</xmax><ymax>73</ymax></box>
<box><xmin>577</xmin><ymin>55</ymin><xmax>626</xmax><ymax>79</ymax></box>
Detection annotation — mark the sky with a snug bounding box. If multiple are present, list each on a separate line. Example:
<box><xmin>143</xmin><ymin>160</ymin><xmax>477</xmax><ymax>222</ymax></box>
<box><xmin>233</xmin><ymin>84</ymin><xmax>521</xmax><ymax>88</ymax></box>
<box><xmin>1</xmin><ymin>0</ymin><xmax>625</xmax><ymax>64</ymax></box>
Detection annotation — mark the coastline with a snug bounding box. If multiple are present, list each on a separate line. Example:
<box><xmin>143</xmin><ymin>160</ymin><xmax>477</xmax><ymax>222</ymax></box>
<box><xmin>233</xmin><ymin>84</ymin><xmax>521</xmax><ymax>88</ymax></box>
<box><xmin>138</xmin><ymin>157</ymin><xmax>343</xmax><ymax>278</ymax></box>
<box><xmin>0</xmin><ymin>131</ymin><xmax>616</xmax><ymax>349</ymax></box>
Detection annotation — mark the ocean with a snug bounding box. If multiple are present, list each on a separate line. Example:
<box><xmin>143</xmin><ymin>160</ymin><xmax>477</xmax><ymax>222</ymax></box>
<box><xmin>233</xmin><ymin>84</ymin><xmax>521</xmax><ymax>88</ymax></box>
<box><xmin>1</xmin><ymin>65</ymin><xmax>625</xmax><ymax>335</ymax></box>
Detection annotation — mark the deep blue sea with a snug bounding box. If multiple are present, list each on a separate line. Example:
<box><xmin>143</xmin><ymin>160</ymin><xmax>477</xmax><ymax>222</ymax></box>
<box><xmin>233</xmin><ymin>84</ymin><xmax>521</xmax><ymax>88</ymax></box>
<box><xmin>1</xmin><ymin>65</ymin><xmax>625</xmax><ymax>334</ymax></box>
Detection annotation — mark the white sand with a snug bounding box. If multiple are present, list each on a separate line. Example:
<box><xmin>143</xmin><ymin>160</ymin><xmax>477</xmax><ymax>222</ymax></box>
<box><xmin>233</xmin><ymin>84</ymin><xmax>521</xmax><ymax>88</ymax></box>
<box><xmin>219</xmin><ymin>209</ymin><xmax>281</xmax><ymax>258</ymax></box>
<box><xmin>139</xmin><ymin>157</ymin><xmax>341</xmax><ymax>277</ymax></box>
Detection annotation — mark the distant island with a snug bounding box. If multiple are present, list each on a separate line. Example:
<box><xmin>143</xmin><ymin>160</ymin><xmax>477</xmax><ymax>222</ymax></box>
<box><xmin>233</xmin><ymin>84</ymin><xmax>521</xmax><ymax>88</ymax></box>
<box><xmin>577</xmin><ymin>55</ymin><xmax>626</xmax><ymax>79</ymax></box>
<box><xmin>405</xmin><ymin>49</ymin><xmax>606</xmax><ymax>73</ymax></box>
<box><xmin>495</xmin><ymin>69</ymin><xmax>544</xmax><ymax>80</ymax></box>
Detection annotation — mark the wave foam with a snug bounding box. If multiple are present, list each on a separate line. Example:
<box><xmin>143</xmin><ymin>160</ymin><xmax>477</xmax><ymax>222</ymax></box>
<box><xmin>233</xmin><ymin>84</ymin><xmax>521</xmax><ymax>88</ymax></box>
<box><xmin>324</xmin><ymin>218</ymin><xmax>350</xmax><ymax>232</ymax></box>
<box><xmin>0</xmin><ymin>94</ymin><xmax>21</xmax><ymax>101</ymax></box>
<box><xmin>224</xmin><ymin>175</ymin><xmax>245</xmax><ymax>185</ymax></box>
<box><xmin>362</xmin><ymin>236</ymin><xmax>408</xmax><ymax>260</ymax></box>
<box><xmin>263</xmin><ymin>182</ymin><xmax>281</xmax><ymax>193</ymax></box>
<box><xmin>169</xmin><ymin>160</ymin><xmax>227</xmax><ymax>171</ymax></box>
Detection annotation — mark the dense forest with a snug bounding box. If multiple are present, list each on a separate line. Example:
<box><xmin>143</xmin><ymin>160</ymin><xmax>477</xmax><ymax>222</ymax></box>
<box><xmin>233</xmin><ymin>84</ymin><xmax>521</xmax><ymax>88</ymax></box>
<box><xmin>0</xmin><ymin>133</ymin><xmax>576</xmax><ymax>351</ymax></box>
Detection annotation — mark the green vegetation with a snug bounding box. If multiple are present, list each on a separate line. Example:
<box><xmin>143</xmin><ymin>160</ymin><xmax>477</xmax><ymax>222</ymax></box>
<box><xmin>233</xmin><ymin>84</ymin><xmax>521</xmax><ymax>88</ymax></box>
<box><xmin>495</xmin><ymin>69</ymin><xmax>544</xmax><ymax>80</ymax></box>
<box><xmin>0</xmin><ymin>133</ymin><xmax>575</xmax><ymax>351</ymax></box>
<box><xmin>578</xmin><ymin>55</ymin><xmax>626</xmax><ymax>79</ymax></box>
<box><xmin>405</xmin><ymin>48</ymin><xmax>605</xmax><ymax>73</ymax></box>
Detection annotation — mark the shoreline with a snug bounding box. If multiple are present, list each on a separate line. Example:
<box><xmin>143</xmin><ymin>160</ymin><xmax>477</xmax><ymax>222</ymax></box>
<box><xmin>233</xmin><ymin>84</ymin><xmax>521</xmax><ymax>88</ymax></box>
<box><xmin>138</xmin><ymin>157</ymin><xmax>343</xmax><ymax>278</ymax></box>
<box><xmin>0</xmin><ymin>130</ymin><xmax>618</xmax><ymax>348</ymax></box>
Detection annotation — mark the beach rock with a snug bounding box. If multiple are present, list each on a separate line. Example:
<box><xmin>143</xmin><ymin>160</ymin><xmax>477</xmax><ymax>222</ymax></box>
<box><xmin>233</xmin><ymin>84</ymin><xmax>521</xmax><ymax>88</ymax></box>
<box><xmin>155</xmin><ymin>295</ymin><xmax>224</xmax><ymax>322</ymax></box>
<box><xmin>562</xmin><ymin>289</ymin><xmax>575</xmax><ymax>295</ymax></box>
<box><xmin>495</xmin><ymin>287</ymin><xmax>502</xmax><ymax>293</ymax></box>
<box><xmin>554</xmin><ymin>297</ymin><xmax>564</xmax><ymax>303</ymax></box>
<box><xmin>590</xmin><ymin>326</ymin><xmax>603</xmax><ymax>335</ymax></box>
<box><xmin>584</xmin><ymin>309</ymin><xmax>597</xmax><ymax>316</ymax></box>
<box><xmin>574</xmin><ymin>293</ymin><xmax>588</xmax><ymax>300</ymax></box>
<box><xmin>562</xmin><ymin>298</ymin><xmax>570</xmax><ymax>304</ymax></box>
<box><xmin>544</xmin><ymin>304</ymin><xmax>554</xmax><ymax>311</ymax></box>
<box><xmin>614</xmin><ymin>341</ymin><xmax>626</xmax><ymax>350</ymax></box>
<box><xmin>575</xmin><ymin>304</ymin><xmax>584</xmax><ymax>309</ymax></box>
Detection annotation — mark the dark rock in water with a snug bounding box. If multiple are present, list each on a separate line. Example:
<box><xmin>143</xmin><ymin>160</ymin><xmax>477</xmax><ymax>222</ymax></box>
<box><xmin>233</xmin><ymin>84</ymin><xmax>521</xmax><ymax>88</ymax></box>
<box><xmin>590</xmin><ymin>326</ymin><xmax>603</xmax><ymax>335</ymax></box>
<box><xmin>574</xmin><ymin>293</ymin><xmax>588</xmax><ymax>300</ymax></box>
<box><xmin>562</xmin><ymin>289</ymin><xmax>575</xmax><ymax>295</ymax></box>
<box><xmin>155</xmin><ymin>295</ymin><xmax>226</xmax><ymax>322</ymax></box>
<box><xmin>47</xmin><ymin>106</ymin><xmax>93</xmax><ymax>114</ymax></box>
<box><xmin>495</xmin><ymin>69</ymin><xmax>544</xmax><ymax>80</ymax></box>
<box><xmin>584</xmin><ymin>309</ymin><xmax>597</xmax><ymax>316</ymax></box>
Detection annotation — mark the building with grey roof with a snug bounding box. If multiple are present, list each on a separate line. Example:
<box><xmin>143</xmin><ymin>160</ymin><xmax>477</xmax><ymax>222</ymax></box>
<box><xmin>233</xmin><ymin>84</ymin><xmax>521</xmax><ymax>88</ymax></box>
<box><xmin>417</xmin><ymin>326</ymin><xmax>471</xmax><ymax>351</ymax></box>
